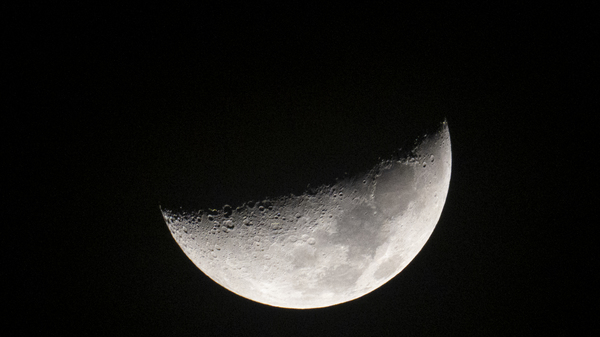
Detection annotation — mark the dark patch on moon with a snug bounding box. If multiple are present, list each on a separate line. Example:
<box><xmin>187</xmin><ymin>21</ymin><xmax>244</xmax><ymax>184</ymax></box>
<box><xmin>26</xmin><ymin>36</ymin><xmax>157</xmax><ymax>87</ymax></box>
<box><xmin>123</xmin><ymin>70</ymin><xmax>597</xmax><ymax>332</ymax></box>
<box><xmin>332</xmin><ymin>203</ymin><xmax>388</xmax><ymax>262</ymax></box>
<box><xmin>373</xmin><ymin>256</ymin><xmax>399</xmax><ymax>280</ymax></box>
<box><xmin>316</xmin><ymin>264</ymin><xmax>363</xmax><ymax>292</ymax></box>
<box><xmin>374</xmin><ymin>164</ymin><xmax>417</xmax><ymax>218</ymax></box>
<box><xmin>291</xmin><ymin>244</ymin><xmax>317</xmax><ymax>269</ymax></box>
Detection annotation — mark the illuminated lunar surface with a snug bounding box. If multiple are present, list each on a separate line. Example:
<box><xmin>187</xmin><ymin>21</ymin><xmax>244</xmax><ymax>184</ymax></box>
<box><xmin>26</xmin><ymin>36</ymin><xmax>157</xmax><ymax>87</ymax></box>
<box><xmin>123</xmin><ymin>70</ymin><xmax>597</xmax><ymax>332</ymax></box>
<box><xmin>162</xmin><ymin>121</ymin><xmax>452</xmax><ymax>309</ymax></box>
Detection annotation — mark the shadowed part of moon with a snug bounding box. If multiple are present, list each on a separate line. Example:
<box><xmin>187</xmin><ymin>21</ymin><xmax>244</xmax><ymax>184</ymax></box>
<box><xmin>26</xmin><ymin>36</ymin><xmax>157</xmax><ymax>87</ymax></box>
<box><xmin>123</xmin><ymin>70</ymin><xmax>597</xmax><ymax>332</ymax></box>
<box><xmin>162</xmin><ymin>121</ymin><xmax>452</xmax><ymax>309</ymax></box>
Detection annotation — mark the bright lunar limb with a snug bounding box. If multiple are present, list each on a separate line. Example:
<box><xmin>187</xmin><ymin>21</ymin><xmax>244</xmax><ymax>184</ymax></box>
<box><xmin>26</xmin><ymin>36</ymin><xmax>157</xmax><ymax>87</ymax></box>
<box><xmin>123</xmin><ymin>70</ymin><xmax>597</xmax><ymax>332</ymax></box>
<box><xmin>162</xmin><ymin>121</ymin><xmax>452</xmax><ymax>309</ymax></box>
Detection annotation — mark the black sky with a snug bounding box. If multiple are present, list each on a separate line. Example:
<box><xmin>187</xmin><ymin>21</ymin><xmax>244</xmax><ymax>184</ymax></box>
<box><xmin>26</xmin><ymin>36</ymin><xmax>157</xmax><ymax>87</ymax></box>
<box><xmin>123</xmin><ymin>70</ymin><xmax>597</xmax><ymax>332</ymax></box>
<box><xmin>6</xmin><ymin>2</ymin><xmax>593</xmax><ymax>336</ymax></box>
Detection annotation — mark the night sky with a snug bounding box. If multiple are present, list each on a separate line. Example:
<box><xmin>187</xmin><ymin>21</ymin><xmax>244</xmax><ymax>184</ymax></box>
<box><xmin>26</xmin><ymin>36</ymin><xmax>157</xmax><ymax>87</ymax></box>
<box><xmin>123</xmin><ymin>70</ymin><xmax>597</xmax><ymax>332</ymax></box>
<box><xmin>6</xmin><ymin>3</ymin><xmax>592</xmax><ymax>336</ymax></box>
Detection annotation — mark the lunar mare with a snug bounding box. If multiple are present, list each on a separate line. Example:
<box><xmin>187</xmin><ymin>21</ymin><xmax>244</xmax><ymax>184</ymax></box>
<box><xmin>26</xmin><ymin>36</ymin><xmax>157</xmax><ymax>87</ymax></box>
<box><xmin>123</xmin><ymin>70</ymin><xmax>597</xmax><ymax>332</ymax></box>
<box><xmin>162</xmin><ymin>121</ymin><xmax>451</xmax><ymax>309</ymax></box>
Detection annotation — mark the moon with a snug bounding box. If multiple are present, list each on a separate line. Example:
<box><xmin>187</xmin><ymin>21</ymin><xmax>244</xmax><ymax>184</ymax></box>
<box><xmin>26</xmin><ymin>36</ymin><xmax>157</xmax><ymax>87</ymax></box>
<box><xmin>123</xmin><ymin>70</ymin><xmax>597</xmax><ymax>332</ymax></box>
<box><xmin>162</xmin><ymin>121</ymin><xmax>451</xmax><ymax>309</ymax></box>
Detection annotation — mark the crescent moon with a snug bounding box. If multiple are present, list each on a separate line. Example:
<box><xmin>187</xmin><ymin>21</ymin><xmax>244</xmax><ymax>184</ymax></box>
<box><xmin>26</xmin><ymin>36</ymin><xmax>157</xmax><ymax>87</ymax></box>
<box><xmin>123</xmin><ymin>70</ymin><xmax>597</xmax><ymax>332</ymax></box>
<box><xmin>162</xmin><ymin>121</ymin><xmax>451</xmax><ymax>309</ymax></box>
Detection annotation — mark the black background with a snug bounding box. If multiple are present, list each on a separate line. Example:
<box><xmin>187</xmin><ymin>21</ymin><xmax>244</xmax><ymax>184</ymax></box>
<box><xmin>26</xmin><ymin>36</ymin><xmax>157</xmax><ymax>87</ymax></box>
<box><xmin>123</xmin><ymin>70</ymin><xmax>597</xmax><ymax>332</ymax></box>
<box><xmin>6</xmin><ymin>2</ymin><xmax>593</xmax><ymax>336</ymax></box>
